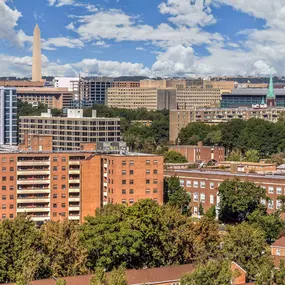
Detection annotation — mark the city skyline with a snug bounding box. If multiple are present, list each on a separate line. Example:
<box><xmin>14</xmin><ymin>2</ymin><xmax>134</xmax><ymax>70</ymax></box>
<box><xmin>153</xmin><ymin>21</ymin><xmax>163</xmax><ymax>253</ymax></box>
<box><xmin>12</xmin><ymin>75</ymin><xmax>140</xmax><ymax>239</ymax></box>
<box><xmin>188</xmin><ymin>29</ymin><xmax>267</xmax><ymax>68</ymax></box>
<box><xmin>1</xmin><ymin>0</ymin><xmax>285</xmax><ymax>78</ymax></box>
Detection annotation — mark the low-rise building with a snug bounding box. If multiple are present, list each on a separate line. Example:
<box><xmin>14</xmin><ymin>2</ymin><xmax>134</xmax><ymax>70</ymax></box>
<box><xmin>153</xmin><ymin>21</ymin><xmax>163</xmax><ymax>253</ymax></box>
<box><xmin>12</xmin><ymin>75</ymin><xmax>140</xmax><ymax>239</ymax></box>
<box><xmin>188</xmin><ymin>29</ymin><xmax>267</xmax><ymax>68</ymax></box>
<box><xmin>107</xmin><ymin>87</ymin><xmax>177</xmax><ymax>111</ymax></box>
<box><xmin>271</xmin><ymin>236</ymin><xmax>285</xmax><ymax>268</ymax></box>
<box><xmin>17</xmin><ymin>87</ymin><xmax>74</xmax><ymax>109</ymax></box>
<box><xmin>113</xmin><ymin>81</ymin><xmax>140</xmax><ymax>88</ymax></box>
<box><xmin>19</xmin><ymin>109</ymin><xmax>121</xmax><ymax>151</ymax></box>
<box><xmin>169</xmin><ymin>142</ymin><xmax>225</xmax><ymax>163</ymax></box>
<box><xmin>164</xmin><ymin>169</ymin><xmax>285</xmax><ymax>217</ymax></box>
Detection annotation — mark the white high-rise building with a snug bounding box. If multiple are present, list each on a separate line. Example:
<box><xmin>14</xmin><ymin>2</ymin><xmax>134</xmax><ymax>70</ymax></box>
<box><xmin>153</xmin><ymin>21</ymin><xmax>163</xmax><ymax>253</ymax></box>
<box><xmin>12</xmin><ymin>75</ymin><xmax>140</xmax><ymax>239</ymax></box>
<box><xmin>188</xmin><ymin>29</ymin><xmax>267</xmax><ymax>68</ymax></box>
<box><xmin>54</xmin><ymin>77</ymin><xmax>80</xmax><ymax>100</ymax></box>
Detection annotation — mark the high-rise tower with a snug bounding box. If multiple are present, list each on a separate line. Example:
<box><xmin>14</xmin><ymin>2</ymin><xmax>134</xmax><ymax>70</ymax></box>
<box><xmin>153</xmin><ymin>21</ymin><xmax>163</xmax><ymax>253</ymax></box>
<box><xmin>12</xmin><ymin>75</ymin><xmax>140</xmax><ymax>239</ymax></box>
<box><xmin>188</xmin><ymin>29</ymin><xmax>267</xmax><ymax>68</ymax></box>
<box><xmin>266</xmin><ymin>74</ymin><xmax>276</xmax><ymax>107</ymax></box>
<box><xmin>32</xmin><ymin>24</ymin><xmax>42</xmax><ymax>82</ymax></box>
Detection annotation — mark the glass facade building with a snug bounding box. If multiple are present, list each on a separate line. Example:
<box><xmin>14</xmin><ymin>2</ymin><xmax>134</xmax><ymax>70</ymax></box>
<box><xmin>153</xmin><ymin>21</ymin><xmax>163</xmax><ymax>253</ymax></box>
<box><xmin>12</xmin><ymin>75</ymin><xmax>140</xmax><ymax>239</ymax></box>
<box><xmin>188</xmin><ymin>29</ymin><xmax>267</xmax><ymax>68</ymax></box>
<box><xmin>0</xmin><ymin>87</ymin><xmax>17</xmax><ymax>145</ymax></box>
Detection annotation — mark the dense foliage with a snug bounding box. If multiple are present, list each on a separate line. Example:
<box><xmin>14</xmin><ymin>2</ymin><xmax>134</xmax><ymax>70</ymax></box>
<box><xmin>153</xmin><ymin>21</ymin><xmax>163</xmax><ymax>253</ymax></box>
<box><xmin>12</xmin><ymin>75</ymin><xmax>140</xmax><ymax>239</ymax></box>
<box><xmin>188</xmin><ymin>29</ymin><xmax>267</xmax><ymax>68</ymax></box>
<box><xmin>164</xmin><ymin>150</ymin><xmax>187</xmax><ymax>163</ymax></box>
<box><xmin>178</xmin><ymin>118</ymin><xmax>285</xmax><ymax>157</ymax></box>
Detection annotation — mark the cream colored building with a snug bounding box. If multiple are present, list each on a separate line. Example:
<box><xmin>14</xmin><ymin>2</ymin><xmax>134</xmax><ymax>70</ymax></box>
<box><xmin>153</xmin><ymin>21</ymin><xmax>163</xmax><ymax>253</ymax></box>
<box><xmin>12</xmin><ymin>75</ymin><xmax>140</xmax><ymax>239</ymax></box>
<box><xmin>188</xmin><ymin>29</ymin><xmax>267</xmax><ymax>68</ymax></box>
<box><xmin>19</xmin><ymin>109</ymin><xmax>121</xmax><ymax>151</ymax></box>
<box><xmin>176</xmin><ymin>88</ymin><xmax>221</xmax><ymax>109</ymax></box>
<box><xmin>106</xmin><ymin>87</ymin><xmax>177</xmax><ymax>111</ymax></box>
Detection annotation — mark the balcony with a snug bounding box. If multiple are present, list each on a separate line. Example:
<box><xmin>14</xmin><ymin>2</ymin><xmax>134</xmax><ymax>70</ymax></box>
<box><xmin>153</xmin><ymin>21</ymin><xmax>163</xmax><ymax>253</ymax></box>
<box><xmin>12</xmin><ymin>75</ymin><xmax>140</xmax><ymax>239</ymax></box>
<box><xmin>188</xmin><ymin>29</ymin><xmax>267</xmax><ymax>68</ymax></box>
<box><xmin>103</xmin><ymin>182</ymin><xmax>108</xmax><ymax>187</ymax></box>
<box><xmin>17</xmin><ymin>188</ymin><xmax>50</xmax><ymax>194</ymax></box>
<box><xmin>69</xmin><ymin>161</ymin><xmax>80</xmax><ymax>165</ymax></box>
<box><xmin>17</xmin><ymin>197</ymin><xmax>50</xmax><ymax>203</ymax></box>
<box><xmin>103</xmin><ymin>163</ymin><xmax>108</xmax><ymax>168</ymax></box>
<box><xmin>68</xmin><ymin>197</ymin><xmax>80</xmax><ymax>202</ymax></box>
<box><xmin>17</xmin><ymin>180</ymin><xmax>50</xmax><ymax>185</ymax></box>
<box><xmin>68</xmin><ymin>216</ymin><xmax>80</xmax><ymax>220</ymax></box>
<box><xmin>17</xmin><ymin>207</ymin><xmax>50</xmax><ymax>213</ymax></box>
<box><xmin>103</xmin><ymin>173</ymin><xmax>108</xmax><ymax>178</ymax></box>
<box><xmin>17</xmin><ymin>161</ymin><xmax>50</xmax><ymax>166</ymax></box>
<box><xmin>69</xmin><ymin>179</ymin><xmax>80</xmax><ymax>183</ymax></box>
<box><xmin>17</xmin><ymin>171</ymin><xmax>50</xmax><ymax>175</ymax></box>
<box><xmin>69</xmin><ymin>188</ymin><xmax>80</xmax><ymax>193</ymax></box>
<box><xmin>30</xmin><ymin>216</ymin><xmax>50</xmax><ymax>222</ymax></box>
<box><xmin>69</xmin><ymin>170</ymin><xmax>80</xmax><ymax>175</ymax></box>
<box><xmin>69</xmin><ymin>206</ymin><xmax>80</xmax><ymax>211</ymax></box>
<box><xmin>103</xmin><ymin>191</ymin><xmax>107</xmax><ymax>196</ymax></box>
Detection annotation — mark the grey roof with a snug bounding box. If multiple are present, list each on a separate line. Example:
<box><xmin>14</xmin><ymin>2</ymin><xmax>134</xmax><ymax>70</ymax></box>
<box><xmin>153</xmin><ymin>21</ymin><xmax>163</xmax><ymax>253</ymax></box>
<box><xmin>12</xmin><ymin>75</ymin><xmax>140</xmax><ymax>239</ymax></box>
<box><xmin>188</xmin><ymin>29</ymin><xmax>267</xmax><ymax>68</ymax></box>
<box><xmin>229</xmin><ymin>89</ymin><xmax>285</xmax><ymax>96</ymax></box>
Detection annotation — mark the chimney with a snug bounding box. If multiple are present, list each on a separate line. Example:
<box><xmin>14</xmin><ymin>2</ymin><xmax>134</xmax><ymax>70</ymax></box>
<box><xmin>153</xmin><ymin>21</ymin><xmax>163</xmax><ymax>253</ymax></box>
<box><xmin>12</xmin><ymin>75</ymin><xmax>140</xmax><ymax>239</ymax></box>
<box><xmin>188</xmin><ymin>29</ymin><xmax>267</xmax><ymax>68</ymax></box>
<box><xmin>230</xmin><ymin>163</ymin><xmax>238</xmax><ymax>173</ymax></box>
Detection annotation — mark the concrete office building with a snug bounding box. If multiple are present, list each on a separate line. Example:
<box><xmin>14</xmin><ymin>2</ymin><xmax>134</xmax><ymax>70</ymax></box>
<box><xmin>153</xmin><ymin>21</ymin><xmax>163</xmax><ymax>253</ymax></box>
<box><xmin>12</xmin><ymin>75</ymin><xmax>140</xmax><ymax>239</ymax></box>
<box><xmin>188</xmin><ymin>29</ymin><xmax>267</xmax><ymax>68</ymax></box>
<box><xmin>113</xmin><ymin>81</ymin><xmax>140</xmax><ymax>88</ymax></box>
<box><xmin>140</xmin><ymin>79</ymin><xmax>188</xmax><ymax>89</ymax></box>
<box><xmin>165</xmin><ymin>169</ymin><xmax>285</xmax><ymax>217</ymax></box>
<box><xmin>169</xmin><ymin>107</ymin><xmax>285</xmax><ymax>143</ymax></box>
<box><xmin>0</xmin><ymin>138</ymin><xmax>163</xmax><ymax>223</ymax></box>
<box><xmin>32</xmin><ymin>24</ymin><xmax>42</xmax><ymax>82</ymax></box>
<box><xmin>0</xmin><ymin>80</ymin><xmax>45</xmax><ymax>88</ymax></box>
<box><xmin>17</xmin><ymin>87</ymin><xmax>74</xmax><ymax>109</ymax></box>
<box><xmin>79</xmin><ymin>77</ymin><xmax>114</xmax><ymax>105</ymax></box>
<box><xmin>176</xmin><ymin>88</ymin><xmax>221</xmax><ymax>109</ymax></box>
<box><xmin>107</xmin><ymin>87</ymin><xmax>177</xmax><ymax>111</ymax></box>
<box><xmin>54</xmin><ymin>77</ymin><xmax>79</xmax><ymax>100</ymax></box>
<box><xmin>0</xmin><ymin>87</ymin><xmax>17</xmax><ymax>146</ymax></box>
<box><xmin>19</xmin><ymin>109</ymin><xmax>121</xmax><ymax>151</ymax></box>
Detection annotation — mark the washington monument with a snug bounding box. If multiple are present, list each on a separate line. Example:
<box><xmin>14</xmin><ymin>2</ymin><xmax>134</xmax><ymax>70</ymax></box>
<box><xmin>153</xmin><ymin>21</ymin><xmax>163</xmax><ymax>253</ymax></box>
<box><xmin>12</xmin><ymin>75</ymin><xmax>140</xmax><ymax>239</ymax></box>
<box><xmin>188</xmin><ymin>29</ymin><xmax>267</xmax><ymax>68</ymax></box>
<box><xmin>32</xmin><ymin>24</ymin><xmax>42</xmax><ymax>82</ymax></box>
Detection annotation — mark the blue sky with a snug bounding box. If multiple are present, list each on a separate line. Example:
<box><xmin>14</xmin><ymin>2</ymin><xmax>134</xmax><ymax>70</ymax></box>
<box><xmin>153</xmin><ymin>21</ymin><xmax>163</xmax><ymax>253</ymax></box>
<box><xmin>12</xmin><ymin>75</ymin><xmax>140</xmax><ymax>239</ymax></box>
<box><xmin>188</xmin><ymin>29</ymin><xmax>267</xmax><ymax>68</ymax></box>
<box><xmin>2</xmin><ymin>0</ymin><xmax>285</xmax><ymax>78</ymax></box>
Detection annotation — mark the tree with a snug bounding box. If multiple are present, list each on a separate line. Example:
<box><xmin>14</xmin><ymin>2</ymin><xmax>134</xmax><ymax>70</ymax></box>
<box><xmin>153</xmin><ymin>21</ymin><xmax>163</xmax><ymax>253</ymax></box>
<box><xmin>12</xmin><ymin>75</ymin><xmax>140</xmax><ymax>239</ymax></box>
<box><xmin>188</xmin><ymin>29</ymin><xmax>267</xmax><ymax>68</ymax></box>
<box><xmin>41</xmin><ymin>220</ymin><xmax>88</xmax><ymax>277</ymax></box>
<box><xmin>224</xmin><ymin>223</ymin><xmax>271</xmax><ymax>280</ymax></box>
<box><xmin>181</xmin><ymin>260</ymin><xmax>233</xmax><ymax>285</ymax></box>
<box><xmin>244</xmin><ymin>149</ymin><xmax>260</xmax><ymax>163</ymax></box>
<box><xmin>205</xmin><ymin>206</ymin><xmax>216</xmax><ymax>220</ymax></box>
<box><xmin>56</xmin><ymin>279</ymin><xmax>66</xmax><ymax>285</ymax></box>
<box><xmin>227</xmin><ymin>149</ymin><xmax>242</xmax><ymax>161</ymax></box>
<box><xmin>164</xmin><ymin>177</ymin><xmax>191</xmax><ymax>214</ymax></box>
<box><xmin>164</xmin><ymin>151</ymin><xmax>187</xmax><ymax>163</ymax></box>
<box><xmin>199</xmin><ymin>203</ymin><xmax>204</xmax><ymax>216</ymax></box>
<box><xmin>107</xmin><ymin>266</ymin><xmax>127</xmax><ymax>285</ymax></box>
<box><xmin>218</xmin><ymin>179</ymin><xmax>266</xmax><ymax>223</ymax></box>
<box><xmin>247</xmin><ymin>208</ymin><xmax>284</xmax><ymax>243</ymax></box>
<box><xmin>90</xmin><ymin>267</ymin><xmax>107</xmax><ymax>285</ymax></box>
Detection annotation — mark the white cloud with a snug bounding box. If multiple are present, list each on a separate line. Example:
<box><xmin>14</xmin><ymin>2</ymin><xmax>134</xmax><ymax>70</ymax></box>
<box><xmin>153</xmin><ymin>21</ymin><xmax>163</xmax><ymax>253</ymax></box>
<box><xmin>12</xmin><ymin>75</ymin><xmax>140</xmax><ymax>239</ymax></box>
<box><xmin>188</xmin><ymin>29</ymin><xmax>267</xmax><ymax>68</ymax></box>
<box><xmin>48</xmin><ymin>0</ymin><xmax>98</xmax><ymax>11</ymax></box>
<box><xmin>42</xmin><ymin>37</ymin><xmax>85</xmax><ymax>50</ymax></box>
<box><xmin>92</xmin><ymin>41</ymin><xmax>110</xmax><ymax>48</ymax></box>
<box><xmin>136</xmin><ymin>47</ymin><xmax>145</xmax><ymax>51</ymax></box>
<box><xmin>159</xmin><ymin>0</ymin><xmax>216</xmax><ymax>27</ymax></box>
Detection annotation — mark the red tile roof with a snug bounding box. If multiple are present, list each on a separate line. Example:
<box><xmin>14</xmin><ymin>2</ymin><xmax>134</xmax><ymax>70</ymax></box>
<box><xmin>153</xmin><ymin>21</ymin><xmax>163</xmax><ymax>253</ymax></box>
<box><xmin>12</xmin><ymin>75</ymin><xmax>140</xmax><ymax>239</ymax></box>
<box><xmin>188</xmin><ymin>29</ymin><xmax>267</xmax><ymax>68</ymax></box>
<box><xmin>272</xmin><ymin>236</ymin><xmax>285</xmax><ymax>248</ymax></box>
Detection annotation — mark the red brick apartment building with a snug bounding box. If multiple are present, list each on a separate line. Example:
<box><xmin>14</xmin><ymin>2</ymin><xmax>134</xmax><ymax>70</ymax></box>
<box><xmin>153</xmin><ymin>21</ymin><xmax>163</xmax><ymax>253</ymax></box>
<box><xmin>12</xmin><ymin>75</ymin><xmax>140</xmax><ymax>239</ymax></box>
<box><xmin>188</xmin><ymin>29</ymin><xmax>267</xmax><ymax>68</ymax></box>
<box><xmin>0</xmin><ymin>147</ymin><xmax>163</xmax><ymax>223</ymax></box>
<box><xmin>271</xmin><ymin>236</ymin><xmax>285</xmax><ymax>268</ymax></box>
<box><xmin>169</xmin><ymin>142</ymin><xmax>225</xmax><ymax>163</ymax></box>
<box><xmin>7</xmin><ymin>262</ymin><xmax>251</xmax><ymax>285</ymax></box>
<box><xmin>165</xmin><ymin>169</ymin><xmax>285</xmax><ymax>216</ymax></box>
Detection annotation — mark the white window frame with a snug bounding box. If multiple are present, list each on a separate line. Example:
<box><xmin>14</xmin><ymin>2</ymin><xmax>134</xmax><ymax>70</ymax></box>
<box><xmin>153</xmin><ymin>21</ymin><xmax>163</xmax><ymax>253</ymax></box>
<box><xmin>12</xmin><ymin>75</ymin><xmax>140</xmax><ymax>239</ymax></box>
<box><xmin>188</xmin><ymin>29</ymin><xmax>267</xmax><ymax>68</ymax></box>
<box><xmin>210</xmin><ymin>194</ymin><xmax>214</xmax><ymax>204</ymax></box>
<box><xmin>186</xmin><ymin>180</ymin><xmax>191</xmax><ymax>187</ymax></box>
<box><xmin>277</xmin><ymin>187</ymin><xmax>282</xmax><ymax>195</ymax></box>
<box><xmin>180</xmin><ymin>180</ymin><xmax>185</xmax><ymax>186</ymax></box>
<box><xmin>210</xmin><ymin>182</ymin><xmax>215</xmax><ymax>189</ymax></box>
<box><xmin>200</xmin><ymin>193</ymin><xmax>205</xmax><ymax>203</ymax></box>
<box><xmin>200</xmin><ymin>181</ymin><xmax>206</xmax><ymax>188</ymax></box>
<box><xmin>193</xmin><ymin>192</ymin><xmax>198</xmax><ymax>201</ymax></box>
<box><xmin>268</xmin><ymin>186</ymin><xmax>274</xmax><ymax>194</ymax></box>
<box><xmin>194</xmin><ymin>181</ymin><xmax>199</xmax><ymax>188</ymax></box>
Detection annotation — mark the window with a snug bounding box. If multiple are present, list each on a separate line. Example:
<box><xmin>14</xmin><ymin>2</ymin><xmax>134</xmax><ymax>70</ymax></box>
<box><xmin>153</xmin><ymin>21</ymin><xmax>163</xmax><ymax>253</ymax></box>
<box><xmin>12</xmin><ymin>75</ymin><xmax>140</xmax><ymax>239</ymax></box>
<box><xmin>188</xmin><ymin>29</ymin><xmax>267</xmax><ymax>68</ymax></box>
<box><xmin>53</xmin><ymin>203</ymin><xmax>57</xmax><ymax>208</ymax></box>
<box><xmin>53</xmin><ymin>194</ymin><xmax>57</xmax><ymax>199</ymax></box>
<box><xmin>2</xmin><ymin>204</ymin><xmax>6</xmax><ymax>209</ymax></box>
<box><xmin>130</xmin><ymin>170</ymin><xmax>134</xmax><ymax>175</ymax></box>
<box><xmin>53</xmin><ymin>157</ymin><xmax>58</xmax><ymax>162</ymax></box>
<box><xmin>53</xmin><ymin>176</ymin><xmax>58</xmax><ymax>181</ymax></box>
<box><xmin>129</xmin><ymin>199</ymin><xmax>134</xmax><ymax>204</ymax></box>
<box><xmin>153</xmin><ymin>169</ymin><xmax>158</xmax><ymax>175</ymax></box>
<box><xmin>2</xmin><ymin>167</ymin><xmax>6</xmax><ymax>172</ymax></box>
<box><xmin>2</xmin><ymin>158</ymin><xmax>6</xmax><ymax>163</ymax></box>
<box><xmin>210</xmin><ymin>182</ymin><xmax>215</xmax><ymax>189</ymax></box>
<box><xmin>210</xmin><ymin>195</ymin><xmax>214</xmax><ymax>204</ymax></box>
<box><xmin>61</xmin><ymin>203</ymin><xmax>66</xmax><ymax>208</ymax></box>
<box><xmin>153</xmin><ymin>188</ymin><xmax>158</xmax><ymax>193</ymax></box>
<box><xmin>277</xmin><ymin>249</ymin><xmax>281</xmax><ymax>256</ymax></box>
<box><xmin>2</xmin><ymin>177</ymin><xmax>6</xmax><ymax>182</ymax></box>
<box><xmin>268</xmin><ymin>200</ymin><xmax>274</xmax><ymax>209</ymax></box>
<box><xmin>2</xmin><ymin>186</ymin><xmax>6</xmax><ymax>191</ymax></box>
<box><xmin>2</xmin><ymin>195</ymin><xmax>6</xmax><ymax>200</ymax></box>
<box><xmin>62</xmin><ymin>185</ymin><xmax>66</xmax><ymax>190</ymax></box>
<box><xmin>194</xmin><ymin>207</ymin><xmax>198</xmax><ymax>215</ymax></box>
<box><xmin>277</xmin><ymin>200</ymin><xmax>281</xmax><ymax>210</ymax></box>
<box><xmin>61</xmin><ymin>194</ymin><xmax>66</xmax><ymax>199</ymax></box>
<box><xmin>9</xmin><ymin>214</ymin><xmax>13</xmax><ymax>219</ymax></box>
<box><xmin>268</xmin><ymin>186</ymin><xmax>274</xmax><ymax>194</ymax></box>
<box><xmin>146</xmin><ymin>160</ymin><xmax>150</xmax><ymax>165</ymax></box>
<box><xmin>130</xmin><ymin>160</ymin><xmax>134</xmax><ymax>166</ymax></box>
<box><xmin>146</xmin><ymin>189</ymin><xmax>150</xmax><ymax>194</ymax></box>
<box><xmin>129</xmin><ymin>189</ymin><xmax>134</xmax><ymax>194</ymax></box>
<box><xmin>154</xmin><ymin>160</ymin><xmax>158</xmax><ymax>165</ymax></box>
<box><xmin>130</xmin><ymin>180</ymin><xmax>134</xmax><ymax>185</ymax></box>
<box><xmin>200</xmin><ymin>193</ymin><xmax>205</xmax><ymax>203</ymax></box>
<box><xmin>146</xmin><ymin>169</ymin><xmax>150</xmax><ymax>175</ymax></box>
<box><xmin>53</xmin><ymin>185</ymin><xmax>58</xmax><ymax>190</ymax></box>
<box><xmin>261</xmin><ymin>198</ymin><xmax>266</xmax><ymax>205</ymax></box>
<box><xmin>9</xmin><ymin>204</ymin><xmax>13</xmax><ymax>209</ymax></box>
<box><xmin>9</xmin><ymin>157</ymin><xmax>14</xmax><ymax>162</ymax></box>
<box><xmin>193</xmin><ymin>192</ymin><xmax>198</xmax><ymax>201</ymax></box>
<box><xmin>9</xmin><ymin>186</ymin><xmax>13</xmax><ymax>191</ymax></box>
<box><xmin>53</xmin><ymin>213</ymin><xmax>57</xmax><ymax>217</ymax></box>
<box><xmin>193</xmin><ymin>181</ymin><xmax>198</xmax><ymax>188</ymax></box>
<box><xmin>180</xmin><ymin>180</ymin><xmax>185</xmax><ymax>186</ymax></box>
<box><xmin>10</xmin><ymin>176</ymin><xmax>14</xmax><ymax>181</ymax></box>
<box><xmin>61</xmin><ymin>212</ymin><xmax>66</xmax><ymax>217</ymax></box>
<box><xmin>10</xmin><ymin>167</ymin><xmax>14</xmax><ymax>172</ymax></box>
<box><xmin>277</xmin><ymin>187</ymin><xmax>282</xmax><ymax>195</ymax></box>
<box><xmin>122</xmin><ymin>160</ymin><xmax>126</xmax><ymax>166</ymax></box>
<box><xmin>53</xmin><ymin>166</ymin><xmax>58</xmax><ymax>171</ymax></box>
<box><xmin>62</xmin><ymin>176</ymin><xmax>66</xmax><ymax>180</ymax></box>
<box><xmin>122</xmin><ymin>199</ymin><xmax>126</xmax><ymax>204</ymax></box>
<box><xmin>153</xmin><ymin>179</ymin><xmax>158</xmax><ymax>184</ymax></box>
<box><xmin>122</xmin><ymin>170</ymin><xmax>126</xmax><ymax>175</ymax></box>
<box><xmin>9</xmin><ymin>195</ymin><xmax>14</xmax><ymax>200</ymax></box>
<box><xmin>2</xmin><ymin>214</ymin><xmax>6</xmax><ymax>219</ymax></box>
<box><xmin>62</xmin><ymin>166</ymin><xmax>66</xmax><ymax>171</ymax></box>
<box><xmin>122</xmin><ymin>189</ymin><xmax>126</xmax><ymax>195</ymax></box>
<box><xmin>122</xmin><ymin>180</ymin><xmax>126</xmax><ymax>185</ymax></box>
<box><xmin>62</xmin><ymin>157</ymin><xmax>66</xmax><ymax>162</ymax></box>
<box><xmin>186</xmin><ymin>180</ymin><xmax>191</xmax><ymax>187</ymax></box>
<box><xmin>146</xmin><ymin>179</ymin><xmax>150</xmax><ymax>184</ymax></box>
<box><xmin>200</xmin><ymin>181</ymin><xmax>206</xmax><ymax>188</ymax></box>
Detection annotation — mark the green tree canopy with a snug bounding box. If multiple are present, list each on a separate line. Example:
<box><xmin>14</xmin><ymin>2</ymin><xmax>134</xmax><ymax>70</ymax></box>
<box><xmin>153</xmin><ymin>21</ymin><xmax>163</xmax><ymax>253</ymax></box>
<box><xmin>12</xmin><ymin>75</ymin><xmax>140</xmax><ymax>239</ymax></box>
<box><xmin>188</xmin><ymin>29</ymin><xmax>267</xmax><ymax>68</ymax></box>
<box><xmin>164</xmin><ymin>151</ymin><xmax>187</xmax><ymax>163</ymax></box>
<box><xmin>218</xmin><ymin>179</ymin><xmax>266</xmax><ymax>223</ymax></box>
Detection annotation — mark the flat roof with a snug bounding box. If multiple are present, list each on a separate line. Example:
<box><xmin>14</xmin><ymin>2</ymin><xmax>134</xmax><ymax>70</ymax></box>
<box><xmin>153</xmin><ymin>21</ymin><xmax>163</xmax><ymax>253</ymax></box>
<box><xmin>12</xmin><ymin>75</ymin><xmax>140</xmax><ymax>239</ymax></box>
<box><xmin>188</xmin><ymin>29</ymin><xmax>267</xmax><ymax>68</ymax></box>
<box><xmin>228</xmin><ymin>89</ymin><xmax>285</xmax><ymax>96</ymax></box>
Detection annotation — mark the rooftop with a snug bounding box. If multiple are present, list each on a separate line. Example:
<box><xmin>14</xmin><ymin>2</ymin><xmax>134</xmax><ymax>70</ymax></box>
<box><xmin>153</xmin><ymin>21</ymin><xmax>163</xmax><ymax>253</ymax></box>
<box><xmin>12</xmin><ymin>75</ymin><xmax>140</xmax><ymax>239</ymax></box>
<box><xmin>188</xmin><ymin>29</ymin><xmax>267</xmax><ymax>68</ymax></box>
<box><xmin>272</xmin><ymin>236</ymin><xmax>285</xmax><ymax>248</ymax></box>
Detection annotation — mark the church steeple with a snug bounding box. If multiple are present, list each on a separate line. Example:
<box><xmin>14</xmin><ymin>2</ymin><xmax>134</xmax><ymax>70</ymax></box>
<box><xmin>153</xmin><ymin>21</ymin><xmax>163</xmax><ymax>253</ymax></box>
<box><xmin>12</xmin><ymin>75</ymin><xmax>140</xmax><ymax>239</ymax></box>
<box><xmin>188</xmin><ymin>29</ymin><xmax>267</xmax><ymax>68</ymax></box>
<box><xmin>266</xmin><ymin>74</ymin><xmax>276</xmax><ymax>107</ymax></box>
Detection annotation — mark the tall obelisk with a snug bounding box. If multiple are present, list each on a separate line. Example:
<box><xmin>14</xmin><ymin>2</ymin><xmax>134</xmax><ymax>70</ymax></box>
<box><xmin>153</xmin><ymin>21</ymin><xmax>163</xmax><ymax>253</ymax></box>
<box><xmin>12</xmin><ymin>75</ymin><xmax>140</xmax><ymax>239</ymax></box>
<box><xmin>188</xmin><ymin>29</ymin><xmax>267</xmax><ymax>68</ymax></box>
<box><xmin>32</xmin><ymin>24</ymin><xmax>42</xmax><ymax>82</ymax></box>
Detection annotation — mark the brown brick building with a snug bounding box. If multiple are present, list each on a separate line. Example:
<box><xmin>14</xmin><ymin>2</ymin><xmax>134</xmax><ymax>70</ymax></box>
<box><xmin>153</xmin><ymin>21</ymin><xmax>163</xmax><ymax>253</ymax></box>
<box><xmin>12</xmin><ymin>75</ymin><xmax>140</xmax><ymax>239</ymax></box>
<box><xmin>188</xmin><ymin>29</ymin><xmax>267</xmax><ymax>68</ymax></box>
<box><xmin>0</xmin><ymin>144</ymin><xmax>163</xmax><ymax>223</ymax></box>
<box><xmin>165</xmin><ymin>169</ymin><xmax>285</xmax><ymax>217</ymax></box>
<box><xmin>169</xmin><ymin>142</ymin><xmax>225</xmax><ymax>163</ymax></box>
